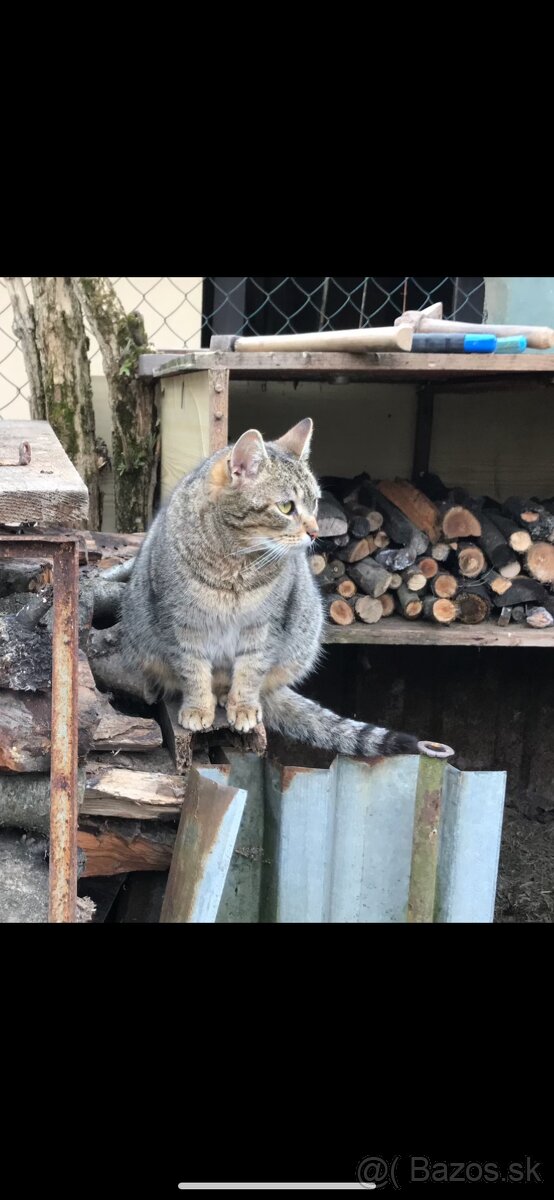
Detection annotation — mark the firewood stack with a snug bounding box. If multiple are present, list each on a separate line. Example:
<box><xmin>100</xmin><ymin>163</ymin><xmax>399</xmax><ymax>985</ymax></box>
<box><xmin>0</xmin><ymin>531</ymin><xmax>266</xmax><ymax>916</ymax></box>
<box><xmin>313</xmin><ymin>475</ymin><xmax>554</xmax><ymax>630</ymax></box>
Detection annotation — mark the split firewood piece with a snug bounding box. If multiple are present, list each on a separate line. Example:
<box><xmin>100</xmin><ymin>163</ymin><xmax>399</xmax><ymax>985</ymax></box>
<box><xmin>92</xmin><ymin>704</ymin><xmax>163</xmax><ymax>753</ymax></box>
<box><xmin>77</xmin><ymin>819</ymin><xmax>175</xmax><ymax>877</ymax></box>
<box><xmin>431</xmin><ymin>573</ymin><xmax>458</xmax><ymax>599</ymax></box>
<box><xmin>83</xmin><ymin>765</ymin><xmax>185</xmax><ymax>819</ymax></box>
<box><xmin>316</xmin><ymin>493</ymin><xmax>349</xmax><ymax>538</ymax></box>
<box><xmin>328</xmin><ymin>595</ymin><xmax>355</xmax><ymax>626</ymax></box>
<box><xmin>441</xmin><ymin>504</ymin><xmax>482</xmax><ymax>540</ymax></box>
<box><xmin>525</xmin><ymin>607</ymin><xmax>554</xmax><ymax>628</ymax></box>
<box><xmin>349</xmin><ymin>560</ymin><xmax>392</xmax><ymax>598</ymax></box>
<box><xmin>422</xmin><ymin>596</ymin><xmax>458</xmax><ymax>624</ymax></box>
<box><xmin>497</xmin><ymin>606</ymin><xmax>512</xmax><ymax>627</ymax></box>
<box><xmin>525</xmin><ymin>542</ymin><xmax>554</xmax><ymax>584</ymax></box>
<box><xmin>456</xmin><ymin>590</ymin><xmax>491</xmax><ymax>624</ymax></box>
<box><xmin>402</xmin><ymin>565</ymin><xmax>427</xmax><ymax>592</ymax></box>
<box><xmin>354</xmin><ymin>596</ymin><xmax>383</xmax><ymax>624</ymax></box>
<box><xmin>376</xmin><ymin>478</ymin><xmax>441</xmax><ymax>543</ymax></box>
<box><xmin>457</xmin><ymin>544</ymin><xmax>486</xmax><ymax>579</ymax></box>
<box><xmin>488</xmin><ymin>573</ymin><xmax>514</xmax><ymax>597</ymax></box>
<box><xmin>358</xmin><ymin>482</ymin><xmax>429</xmax><ymax>554</ymax></box>
<box><xmin>336</xmin><ymin>578</ymin><xmax>357</xmax><ymax>599</ymax></box>
<box><xmin>396</xmin><ymin>585</ymin><xmax>423</xmax><ymax>619</ymax></box>
<box><xmin>378</xmin><ymin>593</ymin><xmax>395</xmax><ymax>617</ymax></box>
<box><xmin>485</xmin><ymin>511</ymin><xmax>532</xmax><ymax>553</ymax></box>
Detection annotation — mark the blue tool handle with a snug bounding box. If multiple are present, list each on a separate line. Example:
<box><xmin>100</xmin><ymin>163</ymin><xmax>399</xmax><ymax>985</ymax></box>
<box><xmin>411</xmin><ymin>333</ymin><xmax>496</xmax><ymax>353</ymax></box>
<box><xmin>494</xmin><ymin>336</ymin><xmax>527</xmax><ymax>354</ymax></box>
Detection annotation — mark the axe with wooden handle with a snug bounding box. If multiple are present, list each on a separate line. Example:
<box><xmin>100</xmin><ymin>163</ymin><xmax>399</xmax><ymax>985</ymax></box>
<box><xmin>210</xmin><ymin>324</ymin><xmax>414</xmax><ymax>353</ymax></box>
<box><xmin>395</xmin><ymin>302</ymin><xmax>554</xmax><ymax>349</ymax></box>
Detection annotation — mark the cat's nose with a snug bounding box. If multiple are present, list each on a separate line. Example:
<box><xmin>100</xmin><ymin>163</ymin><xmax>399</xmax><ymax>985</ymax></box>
<box><xmin>306</xmin><ymin>519</ymin><xmax>319</xmax><ymax>540</ymax></box>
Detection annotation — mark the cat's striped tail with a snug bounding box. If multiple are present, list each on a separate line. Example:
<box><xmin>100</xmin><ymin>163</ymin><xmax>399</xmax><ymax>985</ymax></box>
<box><xmin>263</xmin><ymin>686</ymin><xmax>422</xmax><ymax>758</ymax></box>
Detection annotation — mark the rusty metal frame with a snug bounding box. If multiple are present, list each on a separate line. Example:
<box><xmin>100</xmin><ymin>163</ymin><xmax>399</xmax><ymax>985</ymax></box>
<box><xmin>0</xmin><ymin>534</ymin><xmax>79</xmax><ymax>922</ymax></box>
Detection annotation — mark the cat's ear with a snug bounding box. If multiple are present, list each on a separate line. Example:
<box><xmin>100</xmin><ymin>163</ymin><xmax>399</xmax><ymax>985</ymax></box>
<box><xmin>229</xmin><ymin>429</ymin><xmax>268</xmax><ymax>484</ymax></box>
<box><xmin>274</xmin><ymin>417</ymin><xmax>313</xmax><ymax>459</ymax></box>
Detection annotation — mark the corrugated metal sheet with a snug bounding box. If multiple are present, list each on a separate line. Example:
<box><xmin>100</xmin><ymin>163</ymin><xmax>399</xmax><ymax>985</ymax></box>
<box><xmin>199</xmin><ymin>753</ymin><xmax>506</xmax><ymax>924</ymax></box>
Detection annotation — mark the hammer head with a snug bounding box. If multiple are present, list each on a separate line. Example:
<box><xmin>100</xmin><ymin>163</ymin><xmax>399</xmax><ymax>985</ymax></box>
<box><xmin>210</xmin><ymin>334</ymin><xmax>239</xmax><ymax>351</ymax></box>
<box><xmin>394</xmin><ymin>301</ymin><xmax>443</xmax><ymax>329</ymax></box>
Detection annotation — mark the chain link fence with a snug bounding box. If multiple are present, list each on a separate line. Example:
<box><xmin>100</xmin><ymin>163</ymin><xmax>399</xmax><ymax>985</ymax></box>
<box><xmin>0</xmin><ymin>277</ymin><xmax>485</xmax><ymax>419</ymax></box>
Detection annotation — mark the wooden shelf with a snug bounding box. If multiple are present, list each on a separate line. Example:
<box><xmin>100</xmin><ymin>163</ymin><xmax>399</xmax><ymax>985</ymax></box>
<box><xmin>145</xmin><ymin>350</ymin><xmax>554</xmax><ymax>384</ymax></box>
<box><xmin>323</xmin><ymin>617</ymin><xmax>554</xmax><ymax>648</ymax></box>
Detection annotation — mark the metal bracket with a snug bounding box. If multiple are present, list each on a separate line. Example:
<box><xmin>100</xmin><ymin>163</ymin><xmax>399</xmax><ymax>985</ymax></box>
<box><xmin>0</xmin><ymin>440</ymin><xmax>32</xmax><ymax>467</ymax></box>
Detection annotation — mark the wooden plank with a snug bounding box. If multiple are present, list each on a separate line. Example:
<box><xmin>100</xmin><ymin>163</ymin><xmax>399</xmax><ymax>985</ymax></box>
<box><xmin>152</xmin><ymin>350</ymin><xmax>554</xmax><ymax>381</ymax></box>
<box><xmin>0</xmin><ymin>420</ymin><xmax>88</xmax><ymax>527</ymax></box>
<box><xmin>159</xmin><ymin>371</ymin><xmax>210</xmax><ymax>504</ymax></box>
<box><xmin>323</xmin><ymin>616</ymin><xmax>554</xmax><ymax>647</ymax></box>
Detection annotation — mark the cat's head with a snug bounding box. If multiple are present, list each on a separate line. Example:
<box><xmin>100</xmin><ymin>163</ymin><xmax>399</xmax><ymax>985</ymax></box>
<box><xmin>208</xmin><ymin>418</ymin><xmax>320</xmax><ymax>557</ymax></box>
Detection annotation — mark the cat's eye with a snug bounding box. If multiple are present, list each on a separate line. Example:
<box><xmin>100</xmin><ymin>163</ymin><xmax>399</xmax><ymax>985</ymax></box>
<box><xmin>277</xmin><ymin>501</ymin><xmax>294</xmax><ymax>515</ymax></box>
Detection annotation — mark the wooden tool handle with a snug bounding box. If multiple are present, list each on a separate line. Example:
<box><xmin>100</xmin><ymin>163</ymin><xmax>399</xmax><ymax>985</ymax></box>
<box><xmin>232</xmin><ymin>324</ymin><xmax>413</xmax><ymax>354</ymax></box>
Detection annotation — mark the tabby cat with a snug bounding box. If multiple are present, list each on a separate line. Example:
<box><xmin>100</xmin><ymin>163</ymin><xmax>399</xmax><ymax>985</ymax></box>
<box><xmin>120</xmin><ymin>418</ymin><xmax>429</xmax><ymax>757</ymax></box>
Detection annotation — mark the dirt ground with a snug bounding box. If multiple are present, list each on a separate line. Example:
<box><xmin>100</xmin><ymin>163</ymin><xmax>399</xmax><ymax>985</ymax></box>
<box><xmin>495</xmin><ymin>808</ymin><xmax>554</xmax><ymax>922</ymax></box>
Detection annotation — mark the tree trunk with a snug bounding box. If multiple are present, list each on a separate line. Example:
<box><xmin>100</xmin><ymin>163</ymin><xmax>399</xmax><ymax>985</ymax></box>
<box><xmin>30</xmin><ymin>278</ymin><xmax>100</xmax><ymax>527</ymax></box>
<box><xmin>73</xmin><ymin>278</ymin><xmax>160</xmax><ymax>532</ymax></box>
<box><xmin>3</xmin><ymin>277</ymin><xmax>46</xmax><ymax>419</ymax></box>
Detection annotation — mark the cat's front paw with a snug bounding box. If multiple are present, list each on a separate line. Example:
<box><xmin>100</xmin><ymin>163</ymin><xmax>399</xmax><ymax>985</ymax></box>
<box><xmin>178</xmin><ymin>702</ymin><xmax>216</xmax><ymax>732</ymax></box>
<box><xmin>226</xmin><ymin>699</ymin><xmax>263</xmax><ymax>733</ymax></box>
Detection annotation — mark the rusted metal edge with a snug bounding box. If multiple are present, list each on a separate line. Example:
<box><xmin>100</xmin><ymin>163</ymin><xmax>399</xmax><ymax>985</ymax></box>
<box><xmin>0</xmin><ymin>536</ymin><xmax>79</xmax><ymax>922</ymax></box>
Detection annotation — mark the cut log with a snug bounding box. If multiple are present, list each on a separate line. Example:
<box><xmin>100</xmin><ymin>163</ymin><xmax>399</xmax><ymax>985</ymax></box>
<box><xmin>349</xmin><ymin>515</ymin><xmax>371</xmax><ymax>539</ymax></box>
<box><xmin>431</xmin><ymin>573</ymin><xmax>458</xmax><ymax>599</ymax></box>
<box><xmin>310</xmin><ymin>554</ymin><xmax>327</xmax><ymax>577</ymax></box>
<box><xmin>388</xmin><ymin>573</ymin><xmax>402</xmax><ymax>590</ymax></box>
<box><xmin>379</xmin><ymin>593</ymin><xmax>395</xmax><ymax>617</ymax></box>
<box><xmin>0</xmin><ymin>653</ymin><xmax>100</xmax><ymax>772</ymax></box>
<box><xmin>489</xmin><ymin>573</ymin><xmax>514</xmax><ymax>596</ymax></box>
<box><xmin>316</xmin><ymin>493</ymin><xmax>349</xmax><ymax>538</ymax></box>
<box><xmin>490</xmin><ymin>577</ymin><xmax>552</xmax><ymax>608</ymax></box>
<box><xmin>0</xmin><ymin>606</ymin><xmax>52</xmax><ymax>691</ymax></box>
<box><xmin>486</xmin><ymin>511</ymin><xmax>532</xmax><ymax>553</ymax></box>
<box><xmin>348</xmin><ymin>560</ymin><xmax>392</xmax><ymax>598</ymax></box>
<box><xmin>422</xmin><ymin>596</ymin><xmax>458</xmax><ymax>624</ymax></box>
<box><xmin>335</xmin><ymin>537</ymin><xmax>373</xmax><ymax>564</ymax></box>
<box><xmin>396</xmin><ymin>585</ymin><xmax>423</xmax><ymax>618</ymax></box>
<box><xmin>416</xmin><ymin>556</ymin><xmax>439</xmax><ymax>580</ymax></box>
<box><xmin>83</xmin><ymin>764</ymin><xmax>185</xmax><ymax>819</ymax></box>
<box><xmin>457</xmin><ymin>591</ymin><xmax>491</xmax><ymax>624</ymax></box>
<box><xmin>431</xmin><ymin>542</ymin><xmax>452</xmax><ymax>563</ymax></box>
<box><xmin>526</xmin><ymin>606</ymin><xmax>554</xmax><ymax>629</ymax></box>
<box><xmin>349</xmin><ymin>505</ymin><xmax>383</xmax><ymax>532</ymax></box>
<box><xmin>526</xmin><ymin>542</ymin><xmax>554</xmax><ymax>584</ymax></box>
<box><xmin>0</xmin><ymin>560</ymin><xmax>48</xmax><ymax>596</ymax></box>
<box><xmin>441</xmin><ymin>505</ymin><xmax>481</xmax><ymax>539</ymax></box>
<box><xmin>336</xmin><ymin>578</ymin><xmax>357</xmax><ymax>599</ymax></box>
<box><xmin>0</xmin><ymin>769</ymin><xmax>86</xmax><ymax>835</ymax></box>
<box><xmin>477</xmin><ymin>512</ymin><xmax>518</xmax><ymax>574</ymax></box>
<box><xmin>328</xmin><ymin>595</ymin><xmax>355</xmax><ymax>626</ymax></box>
<box><xmin>354</xmin><ymin>596</ymin><xmax>383</xmax><ymax>624</ymax></box>
<box><xmin>331</xmin><ymin>533</ymin><xmax>350</xmax><ymax>548</ymax></box>
<box><xmin>319</xmin><ymin>559</ymin><xmax>346</xmax><ymax>587</ymax></box>
<box><xmin>511</xmin><ymin>606</ymin><xmax>526</xmax><ymax>623</ymax></box>
<box><xmin>372</xmin><ymin>531</ymin><xmax>390</xmax><ymax>550</ymax></box>
<box><xmin>457</xmin><ymin>544</ymin><xmax>486</xmax><ymax>579</ymax></box>
<box><xmin>503</xmin><ymin>497</ymin><xmax>554</xmax><ymax>541</ymax></box>
<box><xmin>402</xmin><ymin>566</ymin><xmax>427</xmax><ymax>592</ymax></box>
<box><xmin>376</xmin><ymin>479</ymin><xmax>441</xmax><ymax>542</ymax></box>
<box><xmin>358</xmin><ymin>482</ymin><xmax>429</xmax><ymax>553</ymax></box>
<box><xmin>86</xmin><ymin>624</ymin><xmax>146</xmax><ymax>700</ymax></box>
<box><xmin>498</xmin><ymin>560</ymin><xmax>521</xmax><ymax>580</ymax></box>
